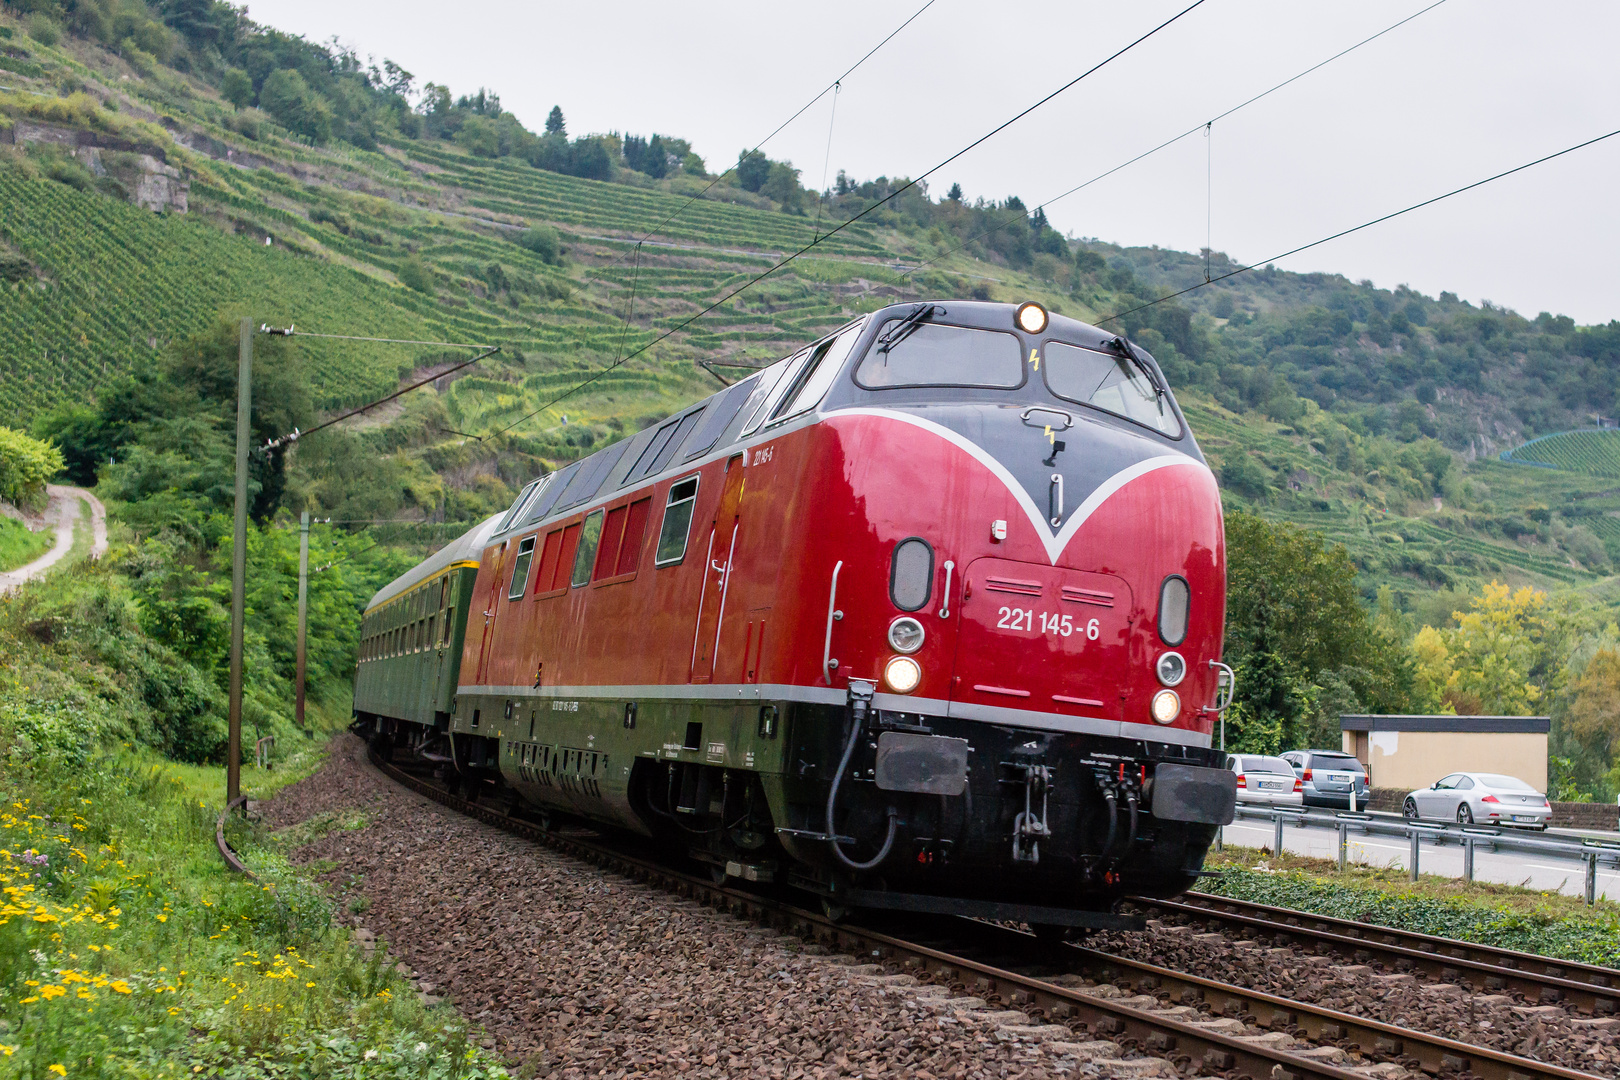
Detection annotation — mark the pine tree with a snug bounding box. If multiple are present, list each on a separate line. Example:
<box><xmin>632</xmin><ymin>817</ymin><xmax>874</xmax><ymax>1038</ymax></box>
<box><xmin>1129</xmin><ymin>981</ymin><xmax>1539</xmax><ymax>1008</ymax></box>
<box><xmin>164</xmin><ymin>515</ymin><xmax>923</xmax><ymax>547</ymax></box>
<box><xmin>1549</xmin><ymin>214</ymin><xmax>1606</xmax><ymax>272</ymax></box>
<box><xmin>946</xmin><ymin>182</ymin><xmax>963</xmax><ymax>203</ymax></box>
<box><xmin>545</xmin><ymin>106</ymin><xmax>566</xmax><ymax>136</ymax></box>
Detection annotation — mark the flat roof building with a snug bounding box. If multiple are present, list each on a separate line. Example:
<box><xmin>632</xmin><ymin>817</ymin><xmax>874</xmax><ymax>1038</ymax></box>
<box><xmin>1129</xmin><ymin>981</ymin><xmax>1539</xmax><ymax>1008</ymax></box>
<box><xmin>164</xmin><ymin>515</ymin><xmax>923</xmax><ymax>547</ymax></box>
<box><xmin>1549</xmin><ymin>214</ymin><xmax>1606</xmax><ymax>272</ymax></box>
<box><xmin>1340</xmin><ymin>714</ymin><xmax>1550</xmax><ymax>793</ymax></box>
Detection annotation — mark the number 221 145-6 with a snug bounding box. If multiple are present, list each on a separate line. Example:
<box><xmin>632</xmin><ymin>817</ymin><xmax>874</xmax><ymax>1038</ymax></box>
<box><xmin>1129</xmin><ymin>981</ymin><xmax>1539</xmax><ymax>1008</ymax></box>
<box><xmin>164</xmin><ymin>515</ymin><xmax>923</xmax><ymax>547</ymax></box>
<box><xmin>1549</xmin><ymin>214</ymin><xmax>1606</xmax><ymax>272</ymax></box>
<box><xmin>995</xmin><ymin>606</ymin><xmax>1099</xmax><ymax>640</ymax></box>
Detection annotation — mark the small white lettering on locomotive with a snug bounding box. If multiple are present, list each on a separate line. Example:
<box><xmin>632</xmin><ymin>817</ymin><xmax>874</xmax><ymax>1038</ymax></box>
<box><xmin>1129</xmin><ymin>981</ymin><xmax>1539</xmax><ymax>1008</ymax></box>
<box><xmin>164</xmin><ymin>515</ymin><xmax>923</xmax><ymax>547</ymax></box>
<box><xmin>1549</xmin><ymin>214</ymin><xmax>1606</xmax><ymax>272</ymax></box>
<box><xmin>752</xmin><ymin>444</ymin><xmax>774</xmax><ymax>466</ymax></box>
<box><xmin>706</xmin><ymin>741</ymin><xmax>726</xmax><ymax>762</ymax></box>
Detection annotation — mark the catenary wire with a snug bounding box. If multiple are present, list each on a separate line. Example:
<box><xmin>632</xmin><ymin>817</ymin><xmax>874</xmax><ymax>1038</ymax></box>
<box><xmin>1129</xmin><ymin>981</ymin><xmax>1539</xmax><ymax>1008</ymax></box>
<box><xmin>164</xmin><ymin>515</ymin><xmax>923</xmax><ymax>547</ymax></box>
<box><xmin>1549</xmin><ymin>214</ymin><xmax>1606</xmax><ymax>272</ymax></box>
<box><xmin>900</xmin><ymin>0</ymin><xmax>1450</xmax><ymax>281</ymax></box>
<box><xmin>494</xmin><ymin>0</ymin><xmax>1210</xmax><ymax>436</ymax></box>
<box><xmin>257</xmin><ymin>328</ymin><xmax>499</xmax><ymax>349</ymax></box>
<box><xmin>1097</xmin><ymin>124</ymin><xmax>1620</xmax><ymax>326</ymax></box>
<box><xmin>591</xmin><ymin>0</ymin><xmax>938</xmax><ymax>277</ymax></box>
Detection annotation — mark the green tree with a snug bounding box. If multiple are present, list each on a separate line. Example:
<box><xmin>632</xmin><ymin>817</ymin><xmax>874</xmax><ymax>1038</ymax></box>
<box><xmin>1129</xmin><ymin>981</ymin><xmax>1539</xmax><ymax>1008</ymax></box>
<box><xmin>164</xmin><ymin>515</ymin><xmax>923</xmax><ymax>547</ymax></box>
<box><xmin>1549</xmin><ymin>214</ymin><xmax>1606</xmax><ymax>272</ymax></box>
<box><xmin>545</xmin><ymin>105</ymin><xmax>566</xmax><ymax>136</ymax></box>
<box><xmin>220</xmin><ymin>67</ymin><xmax>253</xmax><ymax>110</ymax></box>
<box><xmin>258</xmin><ymin>69</ymin><xmax>332</xmax><ymax>144</ymax></box>
<box><xmin>1222</xmin><ymin>511</ymin><xmax>1413</xmax><ymax>752</ymax></box>
<box><xmin>735</xmin><ymin>149</ymin><xmax>770</xmax><ymax>192</ymax></box>
<box><xmin>946</xmin><ymin>182</ymin><xmax>963</xmax><ymax>202</ymax></box>
<box><xmin>455</xmin><ymin>115</ymin><xmax>501</xmax><ymax>158</ymax></box>
<box><xmin>763</xmin><ymin>160</ymin><xmax>801</xmax><ymax>210</ymax></box>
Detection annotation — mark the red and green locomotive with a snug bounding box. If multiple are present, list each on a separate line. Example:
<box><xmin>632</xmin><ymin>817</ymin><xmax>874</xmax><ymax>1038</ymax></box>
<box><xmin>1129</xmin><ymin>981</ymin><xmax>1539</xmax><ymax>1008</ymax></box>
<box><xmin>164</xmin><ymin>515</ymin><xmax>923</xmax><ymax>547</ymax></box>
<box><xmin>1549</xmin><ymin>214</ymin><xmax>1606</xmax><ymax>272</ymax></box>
<box><xmin>356</xmin><ymin>300</ymin><xmax>1236</xmax><ymax>926</ymax></box>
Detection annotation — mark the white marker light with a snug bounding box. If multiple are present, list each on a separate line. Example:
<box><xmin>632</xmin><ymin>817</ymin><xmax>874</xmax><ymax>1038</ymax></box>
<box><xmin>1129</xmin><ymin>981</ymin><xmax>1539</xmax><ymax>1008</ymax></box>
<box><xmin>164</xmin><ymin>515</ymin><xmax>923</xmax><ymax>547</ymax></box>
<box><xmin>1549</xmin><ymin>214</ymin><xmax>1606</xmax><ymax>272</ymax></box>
<box><xmin>1150</xmin><ymin>688</ymin><xmax>1180</xmax><ymax>724</ymax></box>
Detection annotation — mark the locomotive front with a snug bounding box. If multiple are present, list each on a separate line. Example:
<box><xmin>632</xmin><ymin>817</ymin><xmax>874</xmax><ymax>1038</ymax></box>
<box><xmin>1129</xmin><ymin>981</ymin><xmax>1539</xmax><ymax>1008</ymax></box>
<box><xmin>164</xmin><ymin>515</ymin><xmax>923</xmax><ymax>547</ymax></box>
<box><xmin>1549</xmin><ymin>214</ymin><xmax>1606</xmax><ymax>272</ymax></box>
<box><xmin>776</xmin><ymin>300</ymin><xmax>1235</xmax><ymax>912</ymax></box>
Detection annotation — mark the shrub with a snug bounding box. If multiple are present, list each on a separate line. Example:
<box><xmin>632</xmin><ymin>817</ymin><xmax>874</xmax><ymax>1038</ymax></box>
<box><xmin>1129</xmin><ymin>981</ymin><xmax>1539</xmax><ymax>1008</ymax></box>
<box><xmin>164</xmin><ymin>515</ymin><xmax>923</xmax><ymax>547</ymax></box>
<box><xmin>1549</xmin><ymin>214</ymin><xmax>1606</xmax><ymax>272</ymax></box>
<box><xmin>0</xmin><ymin>426</ymin><xmax>64</xmax><ymax>509</ymax></box>
<box><xmin>515</xmin><ymin>225</ymin><xmax>561</xmax><ymax>264</ymax></box>
<box><xmin>26</xmin><ymin>13</ymin><xmax>60</xmax><ymax>47</ymax></box>
<box><xmin>395</xmin><ymin>255</ymin><xmax>434</xmax><ymax>293</ymax></box>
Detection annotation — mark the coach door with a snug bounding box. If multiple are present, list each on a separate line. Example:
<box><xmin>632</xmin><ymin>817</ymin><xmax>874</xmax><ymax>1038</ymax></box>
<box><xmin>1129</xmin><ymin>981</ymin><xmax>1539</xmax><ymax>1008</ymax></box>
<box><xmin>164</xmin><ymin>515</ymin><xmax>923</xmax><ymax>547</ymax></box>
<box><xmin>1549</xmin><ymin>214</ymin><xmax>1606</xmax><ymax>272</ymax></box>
<box><xmin>689</xmin><ymin>456</ymin><xmax>747</xmax><ymax>683</ymax></box>
<box><xmin>473</xmin><ymin>543</ymin><xmax>507</xmax><ymax>685</ymax></box>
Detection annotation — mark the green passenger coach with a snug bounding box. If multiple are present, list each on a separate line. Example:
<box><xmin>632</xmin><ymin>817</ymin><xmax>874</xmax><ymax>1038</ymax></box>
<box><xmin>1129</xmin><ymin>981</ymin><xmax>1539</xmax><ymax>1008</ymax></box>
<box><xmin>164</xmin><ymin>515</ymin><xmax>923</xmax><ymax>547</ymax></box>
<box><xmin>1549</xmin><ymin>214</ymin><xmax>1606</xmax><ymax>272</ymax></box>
<box><xmin>354</xmin><ymin>515</ymin><xmax>500</xmax><ymax>730</ymax></box>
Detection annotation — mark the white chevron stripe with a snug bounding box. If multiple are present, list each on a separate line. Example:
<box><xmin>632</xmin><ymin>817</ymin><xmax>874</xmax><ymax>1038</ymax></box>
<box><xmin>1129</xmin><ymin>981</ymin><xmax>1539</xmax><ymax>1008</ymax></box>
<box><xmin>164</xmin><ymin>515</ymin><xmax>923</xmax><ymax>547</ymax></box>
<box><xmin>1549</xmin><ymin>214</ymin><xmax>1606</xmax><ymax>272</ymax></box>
<box><xmin>831</xmin><ymin>408</ymin><xmax>1211</xmax><ymax>564</ymax></box>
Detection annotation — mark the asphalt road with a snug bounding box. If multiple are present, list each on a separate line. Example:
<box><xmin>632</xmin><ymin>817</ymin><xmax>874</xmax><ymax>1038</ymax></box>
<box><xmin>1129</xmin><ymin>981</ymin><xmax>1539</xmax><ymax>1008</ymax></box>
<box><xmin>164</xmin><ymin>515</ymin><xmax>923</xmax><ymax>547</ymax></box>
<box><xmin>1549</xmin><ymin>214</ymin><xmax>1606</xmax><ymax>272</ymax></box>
<box><xmin>1220</xmin><ymin>814</ymin><xmax>1620</xmax><ymax>900</ymax></box>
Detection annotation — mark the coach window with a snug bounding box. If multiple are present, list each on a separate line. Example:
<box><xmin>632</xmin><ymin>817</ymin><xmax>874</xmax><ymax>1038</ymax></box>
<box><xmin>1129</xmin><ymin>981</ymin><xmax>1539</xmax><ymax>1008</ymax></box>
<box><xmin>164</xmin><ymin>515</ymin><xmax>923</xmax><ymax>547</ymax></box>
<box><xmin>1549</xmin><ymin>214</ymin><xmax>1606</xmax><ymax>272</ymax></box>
<box><xmin>593</xmin><ymin>505</ymin><xmax>629</xmax><ymax>580</ymax></box>
<box><xmin>770</xmin><ymin>318</ymin><xmax>867</xmax><ymax>425</ymax></box>
<box><xmin>508</xmin><ymin>536</ymin><xmax>536</xmax><ymax>600</ymax></box>
<box><xmin>655</xmin><ymin>476</ymin><xmax>700</xmax><ymax>566</ymax></box>
<box><xmin>571</xmin><ymin>510</ymin><xmax>604</xmax><ymax>587</ymax></box>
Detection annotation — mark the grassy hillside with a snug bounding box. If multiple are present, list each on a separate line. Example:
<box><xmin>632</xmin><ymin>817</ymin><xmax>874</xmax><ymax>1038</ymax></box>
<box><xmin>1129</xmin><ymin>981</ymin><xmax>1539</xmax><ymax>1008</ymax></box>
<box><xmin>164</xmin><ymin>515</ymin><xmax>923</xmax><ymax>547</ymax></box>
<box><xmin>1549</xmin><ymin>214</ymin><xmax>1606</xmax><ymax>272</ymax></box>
<box><xmin>0</xmin><ymin>2</ymin><xmax>1615</xmax><ymax>615</ymax></box>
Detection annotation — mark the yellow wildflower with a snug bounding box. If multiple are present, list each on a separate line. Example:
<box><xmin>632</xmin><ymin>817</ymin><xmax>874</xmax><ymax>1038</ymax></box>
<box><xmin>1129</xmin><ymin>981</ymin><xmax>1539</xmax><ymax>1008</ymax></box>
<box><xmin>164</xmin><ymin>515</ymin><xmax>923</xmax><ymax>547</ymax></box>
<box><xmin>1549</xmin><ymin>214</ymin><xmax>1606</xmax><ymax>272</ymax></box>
<box><xmin>48</xmin><ymin>1066</ymin><xmax>66</xmax><ymax>1077</ymax></box>
<box><xmin>111</xmin><ymin>981</ymin><xmax>131</xmax><ymax>994</ymax></box>
<box><xmin>38</xmin><ymin>985</ymin><xmax>66</xmax><ymax>1000</ymax></box>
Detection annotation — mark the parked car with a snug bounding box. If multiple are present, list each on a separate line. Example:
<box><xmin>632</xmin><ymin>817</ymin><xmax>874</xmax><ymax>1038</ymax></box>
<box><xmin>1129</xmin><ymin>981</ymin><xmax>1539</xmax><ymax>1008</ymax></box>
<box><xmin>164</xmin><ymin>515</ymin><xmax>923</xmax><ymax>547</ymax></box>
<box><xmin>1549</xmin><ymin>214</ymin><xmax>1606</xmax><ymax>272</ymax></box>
<box><xmin>1225</xmin><ymin>754</ymin><xmax>1303</xmax><ymax>806</ymax></box>
<box><xmin>1402</xmin><ymin>773</ymin><xmax>1551</xmax><ymax>829</ymax></box>
<box><xmin>1280</xmin><ymin>749</ymin><xmax>1369</xmax><ymax>809</ymax></box>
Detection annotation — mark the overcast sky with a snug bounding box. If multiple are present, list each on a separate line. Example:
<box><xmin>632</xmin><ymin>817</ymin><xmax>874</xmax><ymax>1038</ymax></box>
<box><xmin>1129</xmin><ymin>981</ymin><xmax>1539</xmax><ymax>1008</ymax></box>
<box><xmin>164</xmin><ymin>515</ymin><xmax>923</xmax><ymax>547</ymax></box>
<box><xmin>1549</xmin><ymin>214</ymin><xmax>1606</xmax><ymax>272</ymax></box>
<box><xmin>250</xmin><ymin>0</ymin><xmax>1620</xmax><ymax>324</ymax></box>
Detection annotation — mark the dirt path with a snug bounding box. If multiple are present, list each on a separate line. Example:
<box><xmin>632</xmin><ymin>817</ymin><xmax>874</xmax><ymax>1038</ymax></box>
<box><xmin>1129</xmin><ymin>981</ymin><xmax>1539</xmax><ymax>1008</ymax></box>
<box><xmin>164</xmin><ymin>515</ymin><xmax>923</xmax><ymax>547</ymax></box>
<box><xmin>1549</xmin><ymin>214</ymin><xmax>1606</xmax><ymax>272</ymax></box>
<box><xmin>0</xmin><ymin>485</ymin><xmax>107</xmax><ymax>594</ymax></box>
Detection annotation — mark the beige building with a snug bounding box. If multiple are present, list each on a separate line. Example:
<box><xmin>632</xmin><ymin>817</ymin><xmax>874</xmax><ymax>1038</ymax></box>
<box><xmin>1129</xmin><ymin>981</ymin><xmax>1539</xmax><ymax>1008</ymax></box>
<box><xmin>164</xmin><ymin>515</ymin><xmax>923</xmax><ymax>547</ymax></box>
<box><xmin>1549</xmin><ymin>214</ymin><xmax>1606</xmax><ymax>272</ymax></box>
<box><xmin>1340</xmin><ymin>715</ymin><xmax>1550</xmax><ymax>793</ymax></box>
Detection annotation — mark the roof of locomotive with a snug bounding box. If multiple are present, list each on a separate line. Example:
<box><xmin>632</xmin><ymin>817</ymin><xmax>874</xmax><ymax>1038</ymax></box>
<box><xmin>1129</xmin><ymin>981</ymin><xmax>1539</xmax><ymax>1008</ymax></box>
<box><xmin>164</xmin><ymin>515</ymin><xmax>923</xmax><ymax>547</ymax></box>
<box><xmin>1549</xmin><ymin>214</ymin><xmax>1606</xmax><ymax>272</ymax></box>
<box><xmin>865</xmin><ymin>300</ymin><xmax>1127</xmax><ymax>354</ymax></box>
<box><xmin>365</xmin><ymin>512</ymin><xmax>502</xmax><ymax>612</ymax></box>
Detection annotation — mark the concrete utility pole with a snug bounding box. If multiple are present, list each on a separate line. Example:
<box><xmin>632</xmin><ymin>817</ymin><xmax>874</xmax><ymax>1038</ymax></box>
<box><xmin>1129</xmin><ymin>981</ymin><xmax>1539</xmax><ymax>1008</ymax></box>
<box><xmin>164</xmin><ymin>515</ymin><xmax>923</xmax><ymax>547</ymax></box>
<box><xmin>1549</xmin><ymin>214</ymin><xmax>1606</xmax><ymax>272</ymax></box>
<box><xmin>296</xmin><ymin>510</ymin><xmax>309</xmax><ymax>728</ymax></box>
<box><xmin>227</xmin><ymin>318</ymin><xmax>251</xmax><ymax>805</ymax></box>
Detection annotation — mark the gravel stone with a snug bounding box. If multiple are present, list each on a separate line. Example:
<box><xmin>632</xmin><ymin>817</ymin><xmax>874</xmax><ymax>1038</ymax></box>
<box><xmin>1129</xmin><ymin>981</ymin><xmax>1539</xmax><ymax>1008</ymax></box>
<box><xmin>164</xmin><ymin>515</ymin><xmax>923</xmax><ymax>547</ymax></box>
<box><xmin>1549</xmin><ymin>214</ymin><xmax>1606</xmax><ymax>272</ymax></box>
<box><xmin>263</xmin><ymin>736</ymin><xmax>1186</xmax><ymax>1078</ymax></box>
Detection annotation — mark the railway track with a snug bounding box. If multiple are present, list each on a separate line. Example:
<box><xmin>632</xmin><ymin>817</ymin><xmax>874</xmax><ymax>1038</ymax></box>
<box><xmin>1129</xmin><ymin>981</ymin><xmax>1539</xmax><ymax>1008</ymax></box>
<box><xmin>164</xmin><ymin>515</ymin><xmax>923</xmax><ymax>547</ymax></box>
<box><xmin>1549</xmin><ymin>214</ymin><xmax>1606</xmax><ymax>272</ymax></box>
<box><xmin>368</xmin><ymin>750</ymin><xmax>1608</xmax><ymax>1080</ymax></box>
<box><xmin>1129</xmin><ymin>894</ymin><xmax>1620</xmax><ymax>1018</ymax></box>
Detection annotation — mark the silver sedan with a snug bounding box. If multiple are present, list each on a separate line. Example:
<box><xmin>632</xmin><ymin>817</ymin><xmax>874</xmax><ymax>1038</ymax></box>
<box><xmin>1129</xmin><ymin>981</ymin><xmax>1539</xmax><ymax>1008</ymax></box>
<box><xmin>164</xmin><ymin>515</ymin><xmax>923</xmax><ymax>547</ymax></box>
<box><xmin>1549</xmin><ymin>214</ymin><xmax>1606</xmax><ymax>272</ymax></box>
<box><xmin>1226</xmin><ymin>754</ymin><xmax>1303</xmax><ymax>806</ymax></box>
<box><xmin>1402</xmin><ymin>772</ymin><xmax>1552</xmax><ymax>829</ymax></box>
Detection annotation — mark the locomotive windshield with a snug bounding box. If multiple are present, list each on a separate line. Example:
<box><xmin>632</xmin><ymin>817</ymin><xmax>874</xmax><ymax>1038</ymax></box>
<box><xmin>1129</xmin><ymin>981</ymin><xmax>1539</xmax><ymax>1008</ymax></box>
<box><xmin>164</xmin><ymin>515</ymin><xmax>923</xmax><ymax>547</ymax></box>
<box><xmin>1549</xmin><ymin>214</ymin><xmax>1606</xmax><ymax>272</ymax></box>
<box><xmin>1043</xmin><ymin>341</ymin><xmax>1182</xmax><ymax>437</ymax></box>
<box><xmin>855</xmin><ymin>322</ymin><xmax>1023</xmax><ymax>389</ymax></box>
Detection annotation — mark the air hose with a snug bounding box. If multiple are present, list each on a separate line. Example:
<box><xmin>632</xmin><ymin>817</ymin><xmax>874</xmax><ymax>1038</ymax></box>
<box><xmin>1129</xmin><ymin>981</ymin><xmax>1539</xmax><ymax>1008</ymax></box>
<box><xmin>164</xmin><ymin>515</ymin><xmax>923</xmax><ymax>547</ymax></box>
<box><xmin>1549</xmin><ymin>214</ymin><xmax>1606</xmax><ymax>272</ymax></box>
<box><xmin>1125</xmin><ymin>791</ymin><xmax>1140</xmax><ymax>852</ymax></box>
<box><xmin>825</xmin><ymin>701</ymin><xmax>898</xmax><ymax>872</ymax></box>
<box><xmin>1099</xmin><ymin>791</ymin><xmax>1119</xmax><ymax>859</ymax></box>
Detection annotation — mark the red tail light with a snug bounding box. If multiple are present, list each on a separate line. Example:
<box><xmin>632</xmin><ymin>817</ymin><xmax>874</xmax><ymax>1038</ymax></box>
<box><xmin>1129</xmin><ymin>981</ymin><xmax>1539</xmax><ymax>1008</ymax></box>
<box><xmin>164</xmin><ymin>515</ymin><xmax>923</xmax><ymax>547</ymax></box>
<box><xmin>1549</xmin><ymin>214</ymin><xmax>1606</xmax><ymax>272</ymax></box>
<box><xmin>1480</xmin><ymin>794</ymin><xmax>1500</xmax><ymax>803</ymax></box>
<box><xmin>1236</xmin><ymin>774</ymin><xmax>1247</xmax><ymax>788</ymax></box>
<box><xmin>1293</xmin><ymin>778</ymin><xmax>1302</xmax><ymax>792</ymax></box>
<box><xmin>1302</xmin><ymin>770</ymin><xmax>1313</xmax><ymax>782</ymax></box>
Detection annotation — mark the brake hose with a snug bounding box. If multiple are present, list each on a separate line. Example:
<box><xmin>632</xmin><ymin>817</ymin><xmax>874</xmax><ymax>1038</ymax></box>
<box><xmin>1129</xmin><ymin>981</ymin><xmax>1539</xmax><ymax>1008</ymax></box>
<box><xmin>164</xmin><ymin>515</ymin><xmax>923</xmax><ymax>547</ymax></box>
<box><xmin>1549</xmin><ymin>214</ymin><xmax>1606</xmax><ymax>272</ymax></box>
<box><xmin>825</xmin><ymin>713</ymin><xmax>898</xmax><ymax>871</ymax></box>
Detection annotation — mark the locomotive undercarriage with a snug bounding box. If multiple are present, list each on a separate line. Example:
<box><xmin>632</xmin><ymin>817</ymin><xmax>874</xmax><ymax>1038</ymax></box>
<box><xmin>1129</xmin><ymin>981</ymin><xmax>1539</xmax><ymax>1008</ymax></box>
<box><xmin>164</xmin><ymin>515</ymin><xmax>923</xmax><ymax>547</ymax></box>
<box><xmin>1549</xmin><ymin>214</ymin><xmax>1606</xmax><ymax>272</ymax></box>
<box><xmin>364</xmin><ymin>686</ymin><xmax>1232</xmax><ymax>920</ymax></box>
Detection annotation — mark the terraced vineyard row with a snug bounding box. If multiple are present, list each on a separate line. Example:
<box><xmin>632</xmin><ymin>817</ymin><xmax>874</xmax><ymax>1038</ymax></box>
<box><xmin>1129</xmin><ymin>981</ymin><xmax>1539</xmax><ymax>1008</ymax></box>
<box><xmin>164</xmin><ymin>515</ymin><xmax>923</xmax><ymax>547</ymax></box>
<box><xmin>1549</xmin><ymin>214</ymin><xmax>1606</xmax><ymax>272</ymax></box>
<box><xmin>0</xmin><ymin>170</ymin><xmax>463</xmax><ymax>415</ymax></box>
<box><xmin>1502</xmin><ymin>428</ymin><xmax>1620</xmax><ymax>477</ymax></box>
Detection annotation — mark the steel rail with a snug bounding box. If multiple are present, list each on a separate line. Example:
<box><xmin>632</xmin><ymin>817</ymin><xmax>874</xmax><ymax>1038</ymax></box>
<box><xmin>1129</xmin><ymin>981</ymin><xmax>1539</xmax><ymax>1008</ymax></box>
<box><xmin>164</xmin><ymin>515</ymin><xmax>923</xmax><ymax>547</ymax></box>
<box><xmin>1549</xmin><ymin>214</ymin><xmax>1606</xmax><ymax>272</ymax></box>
<box><xmin>1129</xmin><ymin>893</ymin><xmax>1620</xmax><ymax>1017</ymax></box>
<box><xmin>366</xmin><ymin>748</ymin><xmax>1603</xmax><ymax>1080</ymax></box>
<box><xmin>939</xmin><ymin>917</ymin><xmax>1606</xmax><ymax>1080</ymax></box>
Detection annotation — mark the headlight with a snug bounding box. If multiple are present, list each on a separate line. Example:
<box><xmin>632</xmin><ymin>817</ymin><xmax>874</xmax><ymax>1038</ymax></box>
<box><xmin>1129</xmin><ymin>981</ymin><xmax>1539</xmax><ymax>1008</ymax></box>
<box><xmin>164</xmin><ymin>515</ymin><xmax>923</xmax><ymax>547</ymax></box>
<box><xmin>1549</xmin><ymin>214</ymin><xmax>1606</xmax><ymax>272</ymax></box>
<box><xmin>887</xmin><ymin>617</ymin><xmax>925</xmax><ymax>654</ymax></box>
<box><xmin>884</xmin><ymin>656</ymin><xmax>922</xmax><ymax>693</ymax></box>
<box><xmin>1155</xmin><ymin>651</ymin><xmax>1186</xmax><ymax>687</ymax></box>
<box><xmin>1015</xmin><ymin>301</ymin><xmax>1048</xmax><ymax>334</ymax></box>
<box><xmin>1150</xmin><ymin>689</ymin><xmax>1180</xmax><ymax>724</ymax></box>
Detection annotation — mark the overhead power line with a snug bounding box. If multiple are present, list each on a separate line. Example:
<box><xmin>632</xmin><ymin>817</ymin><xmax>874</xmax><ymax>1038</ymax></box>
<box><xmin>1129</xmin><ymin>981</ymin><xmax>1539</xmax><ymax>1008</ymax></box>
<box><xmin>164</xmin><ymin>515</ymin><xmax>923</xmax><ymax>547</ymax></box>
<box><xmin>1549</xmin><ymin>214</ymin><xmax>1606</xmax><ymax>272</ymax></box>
<box><xmin>258</xmin><ymin>325</ymin><xmax>499</xmax><ymax>449</ymax></box>
<box><xmin>495</xmin><ymin>0</ymin><xmax>1210</xmax><ymax>435</ymax></box>
<box><xmin>901</xmin><ymin>0</ymin><xmax>1451</xmax><ymax>281</ymax></box>
<box><xmin>592</xmin><ymin>0</ymin><xmax>938</xmax><ymax>276</ymax></box>
<box><xmin>1098</xmin><ymin>125</ymin><xmax>1620</xmax><ymax>326</ymax></box>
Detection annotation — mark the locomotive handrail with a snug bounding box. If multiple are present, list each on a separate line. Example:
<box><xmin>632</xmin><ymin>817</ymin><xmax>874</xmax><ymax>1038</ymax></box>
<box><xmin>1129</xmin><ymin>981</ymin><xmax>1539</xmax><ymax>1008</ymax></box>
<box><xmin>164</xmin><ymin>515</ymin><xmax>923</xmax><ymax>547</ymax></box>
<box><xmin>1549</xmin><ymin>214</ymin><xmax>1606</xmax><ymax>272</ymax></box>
<box><xmin>938</xmin><ymin>560</ymin><xmax>954</xmax><ymax>619</ymax></box>
<box><xmin>823</xmin><ymin>560</ymin><xmax>844</xmax><ymax>682</ymax></box>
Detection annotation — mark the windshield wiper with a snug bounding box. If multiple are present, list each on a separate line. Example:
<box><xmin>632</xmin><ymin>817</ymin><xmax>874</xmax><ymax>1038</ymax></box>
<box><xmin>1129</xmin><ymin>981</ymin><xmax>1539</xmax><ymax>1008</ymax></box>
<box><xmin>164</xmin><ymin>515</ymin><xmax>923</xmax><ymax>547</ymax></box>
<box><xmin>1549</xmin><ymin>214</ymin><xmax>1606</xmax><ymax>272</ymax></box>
<box><xmin>1109</xmin><ymin>335</ymin><xmax>1165</xmax><ymax>398</ymax></box>
<box><xmin>876</xmin><ymin>303</ymin><xmax>940</xmax><ymax>354</ymax></box>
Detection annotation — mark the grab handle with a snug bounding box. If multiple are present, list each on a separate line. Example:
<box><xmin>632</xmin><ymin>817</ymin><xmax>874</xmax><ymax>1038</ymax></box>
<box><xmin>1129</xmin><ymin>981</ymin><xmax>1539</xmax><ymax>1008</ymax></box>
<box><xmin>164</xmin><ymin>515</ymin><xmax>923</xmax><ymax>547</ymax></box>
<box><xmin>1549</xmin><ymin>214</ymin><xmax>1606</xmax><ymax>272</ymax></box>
<box><xmin>1049</xmin><ymin>473</ymin><xmax>1064</xmax><ymax>526</ymax></box>
<box><xmin>823</xmin><ymin>560</ymin><xmax>844</xmax><ymax>683</ymax></box>
<box><xmin>938</xmin><ymin>560</ymin><xmax>954</xmax><ymax>619</ymax></box>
